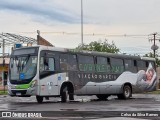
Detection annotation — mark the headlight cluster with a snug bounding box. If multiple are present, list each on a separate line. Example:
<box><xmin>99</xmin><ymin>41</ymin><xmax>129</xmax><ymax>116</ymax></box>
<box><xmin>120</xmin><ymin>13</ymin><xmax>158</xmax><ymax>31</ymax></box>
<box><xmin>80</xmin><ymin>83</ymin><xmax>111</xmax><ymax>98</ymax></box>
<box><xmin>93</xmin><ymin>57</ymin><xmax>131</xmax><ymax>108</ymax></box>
<box><xmin>30</xmin><ymin>80</ymin><xmax>37</xmax><ymax>88</ymax></box>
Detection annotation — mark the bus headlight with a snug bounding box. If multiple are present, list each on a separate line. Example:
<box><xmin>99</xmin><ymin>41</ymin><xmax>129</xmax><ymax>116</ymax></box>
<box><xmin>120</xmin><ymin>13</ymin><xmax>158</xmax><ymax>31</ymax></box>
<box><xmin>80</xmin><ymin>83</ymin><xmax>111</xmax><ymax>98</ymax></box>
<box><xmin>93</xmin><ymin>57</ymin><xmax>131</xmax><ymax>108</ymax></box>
<box><xmin>30</xmin><ymin>80</ymin><xmax>37</xmax><ymax>88</ymax></box>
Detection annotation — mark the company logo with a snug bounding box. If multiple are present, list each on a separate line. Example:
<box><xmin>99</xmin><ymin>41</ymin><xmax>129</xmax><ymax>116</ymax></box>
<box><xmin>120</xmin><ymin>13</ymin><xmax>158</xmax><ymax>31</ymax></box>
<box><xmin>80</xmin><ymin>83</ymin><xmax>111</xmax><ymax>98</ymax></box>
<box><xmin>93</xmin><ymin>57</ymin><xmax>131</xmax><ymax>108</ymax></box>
<box><xmin>1</xmin><ymin>112</ymin><xmax>42</xmax><ymax>118</ymax></box>
<box><xmin>2</xmin><ymin>112</ymin><xmax>11</xmax><ymax>117</ymax></box>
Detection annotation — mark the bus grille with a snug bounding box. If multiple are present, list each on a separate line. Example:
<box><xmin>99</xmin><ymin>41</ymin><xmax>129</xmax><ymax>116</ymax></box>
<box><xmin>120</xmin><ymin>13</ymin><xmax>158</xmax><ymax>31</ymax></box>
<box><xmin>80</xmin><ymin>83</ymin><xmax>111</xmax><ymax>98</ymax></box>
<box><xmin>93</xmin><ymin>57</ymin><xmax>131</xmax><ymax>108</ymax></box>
<box><xmin>11</xmin><ymin>90</ymin><xmax>27</xmax><ymax>95</ymax></box>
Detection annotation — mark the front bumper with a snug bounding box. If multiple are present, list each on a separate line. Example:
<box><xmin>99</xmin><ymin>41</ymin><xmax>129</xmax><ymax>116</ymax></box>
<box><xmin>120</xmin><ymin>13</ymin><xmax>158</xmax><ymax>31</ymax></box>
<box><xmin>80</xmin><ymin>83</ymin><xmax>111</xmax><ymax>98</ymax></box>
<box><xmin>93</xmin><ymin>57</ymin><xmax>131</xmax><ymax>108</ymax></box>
<box><xmin>8</xmin><ymin>86</ymin><xmax>36</xmax><ymax>97</ymax></box>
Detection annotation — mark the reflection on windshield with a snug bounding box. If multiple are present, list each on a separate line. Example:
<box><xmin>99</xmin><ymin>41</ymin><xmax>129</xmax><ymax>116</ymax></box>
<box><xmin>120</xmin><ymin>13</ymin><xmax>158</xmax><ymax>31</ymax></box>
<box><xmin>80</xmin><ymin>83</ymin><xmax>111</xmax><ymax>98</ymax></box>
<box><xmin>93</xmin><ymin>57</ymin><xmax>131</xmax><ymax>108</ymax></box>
<box><xmin>10</xmin><ymin>56</ymin><xmax>37</xmax><ymax>80</ymax></box>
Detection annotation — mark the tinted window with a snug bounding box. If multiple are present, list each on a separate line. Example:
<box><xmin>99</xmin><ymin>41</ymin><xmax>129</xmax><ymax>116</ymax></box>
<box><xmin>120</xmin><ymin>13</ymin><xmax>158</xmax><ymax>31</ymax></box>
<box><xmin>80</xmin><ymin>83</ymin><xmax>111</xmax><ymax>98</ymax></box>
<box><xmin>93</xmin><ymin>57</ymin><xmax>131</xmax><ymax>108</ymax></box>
<box><xmin>60</xmin><ymin>54</ymin><xmax>68</xmax><ymax>71</ymax></box>
<box><xmin>68</xmin><ymin>54</ymin><xmax>77</xmax><ymax>71</ymax></box>
<box><xmin>96</xmin><ymin>57</ymin><xmax>110</xmax><ymax>72</ymax></box>
<box><xmin>78</xmin><ymin>55</ymin><xmax>95</xmax><ymax>72</ymax></box>
<box><xmin>110</xmin><ymin>58</ymin><xmax>124</xmax><ymax>73</ymax></box>
<box><xmin>150</xmin><ymin>61</ymin><xmax>156</xmax><ymax>69</ymax></box>
<box><xmin>124</xmin><ymin>59</ymin><xmax>137</xmax><ymax>73</ymax></box>
<box><xmin>60</xmin><ymin>54</ymin><xmax>77</xmax><ymax>71</ymax></box>
<box><xmin>137</xmin><ymin>60</ymin><xmax>147</xmax><ymax>71</ymax></box>
<box><xmin>40</xmin><ymin>57</ymin><xmax>55</xmax><ymax>72</ymax></box>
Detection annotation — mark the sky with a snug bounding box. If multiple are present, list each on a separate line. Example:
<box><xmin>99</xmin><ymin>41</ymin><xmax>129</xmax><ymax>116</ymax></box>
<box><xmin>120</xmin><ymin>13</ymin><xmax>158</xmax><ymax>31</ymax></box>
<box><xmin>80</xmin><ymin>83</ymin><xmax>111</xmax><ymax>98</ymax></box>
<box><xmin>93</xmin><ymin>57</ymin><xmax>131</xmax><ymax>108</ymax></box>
<box><xmin>0</xmin><ymin>0</ymin><xmax>160</xmax><ymax>55</ymax></box>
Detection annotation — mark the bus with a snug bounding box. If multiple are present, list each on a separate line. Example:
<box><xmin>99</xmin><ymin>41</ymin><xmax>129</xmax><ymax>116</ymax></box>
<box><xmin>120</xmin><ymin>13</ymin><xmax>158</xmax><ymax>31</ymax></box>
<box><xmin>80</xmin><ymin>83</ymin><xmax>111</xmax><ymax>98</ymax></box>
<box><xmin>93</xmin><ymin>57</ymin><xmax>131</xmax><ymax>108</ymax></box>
<box><xmin>8</xmin><ymin>45</ymin><xmax>157</xmax><ymax>103</ymax></box>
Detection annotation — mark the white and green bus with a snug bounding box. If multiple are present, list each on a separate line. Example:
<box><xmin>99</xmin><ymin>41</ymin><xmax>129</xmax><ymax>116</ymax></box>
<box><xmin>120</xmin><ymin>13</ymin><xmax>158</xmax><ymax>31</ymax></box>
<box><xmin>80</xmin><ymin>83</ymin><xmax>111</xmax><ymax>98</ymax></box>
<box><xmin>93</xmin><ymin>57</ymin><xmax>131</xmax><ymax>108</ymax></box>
<box><xmin>8</xmin><ymin>45</ymin><xmax>157</xmax><ymax>103</ymax></box>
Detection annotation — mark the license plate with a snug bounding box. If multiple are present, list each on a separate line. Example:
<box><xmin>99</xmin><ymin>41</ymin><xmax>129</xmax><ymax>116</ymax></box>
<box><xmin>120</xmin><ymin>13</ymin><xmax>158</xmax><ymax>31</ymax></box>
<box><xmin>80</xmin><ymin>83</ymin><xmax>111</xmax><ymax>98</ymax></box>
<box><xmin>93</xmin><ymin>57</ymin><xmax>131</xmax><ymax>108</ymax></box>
<box><xmin>16</xmin><ymin>92</ymin><xmax>21</xmax><ymax>96</ymax></box>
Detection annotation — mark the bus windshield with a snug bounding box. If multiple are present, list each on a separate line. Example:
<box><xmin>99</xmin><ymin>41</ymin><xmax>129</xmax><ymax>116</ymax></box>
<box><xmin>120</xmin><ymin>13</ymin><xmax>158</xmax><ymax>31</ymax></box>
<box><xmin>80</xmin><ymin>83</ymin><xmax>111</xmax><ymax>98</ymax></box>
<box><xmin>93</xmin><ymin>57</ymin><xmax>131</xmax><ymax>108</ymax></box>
<box><xmin>10</xmin><ymin>55</ymin><xmax>37</xmax><ymax>80</ymax></box>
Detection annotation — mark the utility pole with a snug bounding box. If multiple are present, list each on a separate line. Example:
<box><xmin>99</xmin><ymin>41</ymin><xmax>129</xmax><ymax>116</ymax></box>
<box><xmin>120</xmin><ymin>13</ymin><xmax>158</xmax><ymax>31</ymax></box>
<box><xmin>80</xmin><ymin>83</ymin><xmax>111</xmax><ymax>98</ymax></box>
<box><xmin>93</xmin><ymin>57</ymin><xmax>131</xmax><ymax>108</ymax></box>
<box><xmin>2</xmin><ymin>33</ymin><xmax>6</xmax><ymax>92</ymax></box>
<box><xmin>149</xmin><ymin>33</ymin><xmax>160</xmax><ymax>58</ymax></box>
<box><xmin>81</xmin><ymin>0</ymin><xmax>84</xmax><ymax>49</ymax></box>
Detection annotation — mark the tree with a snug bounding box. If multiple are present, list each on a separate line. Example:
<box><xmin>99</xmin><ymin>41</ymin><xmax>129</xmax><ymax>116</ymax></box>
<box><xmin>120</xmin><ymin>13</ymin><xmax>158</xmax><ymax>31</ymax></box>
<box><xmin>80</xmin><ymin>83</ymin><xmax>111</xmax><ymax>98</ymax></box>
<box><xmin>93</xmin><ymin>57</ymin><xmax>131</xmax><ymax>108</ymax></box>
<box><xmin>144</xmin><ymin>52</ymin><xmax>160</xmax><ymax>66</ymax></box>
<box><xmin>76</xmin><ymin>40</ymin><xmax>120</xmax><ymax>53</ymax></box>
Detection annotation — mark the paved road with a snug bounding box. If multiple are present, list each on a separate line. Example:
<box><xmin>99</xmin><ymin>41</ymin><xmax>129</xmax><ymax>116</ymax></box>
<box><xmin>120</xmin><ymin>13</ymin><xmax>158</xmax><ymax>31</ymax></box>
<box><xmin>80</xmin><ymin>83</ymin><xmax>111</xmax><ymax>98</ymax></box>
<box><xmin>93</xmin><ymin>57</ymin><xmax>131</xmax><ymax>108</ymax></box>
<box><xmin>0</xmin><ymin>94</ymin><xmax>160</xmax><ymax>120</ymax></box>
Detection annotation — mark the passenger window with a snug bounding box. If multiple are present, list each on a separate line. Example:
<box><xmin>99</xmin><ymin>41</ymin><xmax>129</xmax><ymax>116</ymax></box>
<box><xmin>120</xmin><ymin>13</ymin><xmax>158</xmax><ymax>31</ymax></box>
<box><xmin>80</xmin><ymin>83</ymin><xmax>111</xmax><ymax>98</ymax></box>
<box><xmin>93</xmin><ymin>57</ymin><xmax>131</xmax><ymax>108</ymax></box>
<box><xmin>39</xmin><ymin>57</ymin><xmax>44</xmax><ymax>72</ymax></box>
<box><xmin>60</xmin><ymin>54</ymin><xmax>77</xmax><ymax>71</ymax></box>
<box><xmin>96</xmin><ymin>57</ymin><xmax>111</xmax><ymax>72</ymax></box>
<box><xmin>60</xmin><ymin>54</ymin><xmax>68</xmax><ymax>71</ymax></box>
<box><xmin>145</xmin><ymin>61</ymin><xmax>149</xmax><ymax>68</ymax></box>
<box><xmin>68</xmin><ymin>54</ymin><xmax>77</xmax><ymax>71</ymax></box>
<box><xmin>48</xmin><ymin>58</ymin><xmax>55</xmax><ymax>71</ymax></box>
<box><xmin>78</xmin><ymin>55</ymin><xmax>95</xmax><ymax>72</ymax></box>
<box><xmin>137</xmin><ymin>60</ymin><xmax>147</xmax><ymax>71</ymax></box>
<box><xmin>40</xmin><ymin>57</ymin><xmax>55</xmax><ymax>72</ymax></box>
<box><xmin>110</xmin><ymin>58</ymin><xmax>124</xmax><ymax>73</ymax></box>
<box><xmin>150</xmin><ymin>61</ymin><xmax>156</xmax><ymax>69</ymax></box>
<box><xmin>124</xmin><ymin>59</ymin><xmax>137</xmax><ymax>73</ymax></box>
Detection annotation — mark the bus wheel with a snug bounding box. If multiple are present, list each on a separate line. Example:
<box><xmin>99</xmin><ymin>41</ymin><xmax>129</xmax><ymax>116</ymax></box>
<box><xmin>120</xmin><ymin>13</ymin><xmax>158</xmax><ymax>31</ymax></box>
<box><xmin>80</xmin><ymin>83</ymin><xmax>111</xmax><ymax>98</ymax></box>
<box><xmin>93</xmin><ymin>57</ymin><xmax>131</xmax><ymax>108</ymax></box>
<box><xmin>96</xmin><ymin>94</ymin><xmax>108</xmax><ymax>100</ymax></box>
<box><xmin>61</xmin><ymin>91</ymin><xmax>68</xmax><ymax>103</ymax></box>
<box><xmin>69</xmin><ymin>93</ymin><xmax>74</xmax><ymax>101</ymax></box>
<box><xmin>61</xmin><ymin>86</ymin><xmax>68</xmax><ymax>103</ymax></box>
<box><xmin>117</xmin><ymin>85</ymin><xmax>132</xmax><ymax>99</ymax></box>
<box><xmin>36</xmin><ymin>96</ymin><xmax>43</xmax><ymax>103</ymax></box>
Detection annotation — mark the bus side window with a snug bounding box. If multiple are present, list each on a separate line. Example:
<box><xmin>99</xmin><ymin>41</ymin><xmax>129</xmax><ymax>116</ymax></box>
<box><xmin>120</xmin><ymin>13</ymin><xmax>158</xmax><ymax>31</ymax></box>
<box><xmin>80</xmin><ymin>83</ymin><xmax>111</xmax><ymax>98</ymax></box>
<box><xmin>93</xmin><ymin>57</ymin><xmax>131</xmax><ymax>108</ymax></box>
<box><xmin>134</xmin><ymin>60</ymin><xmax>137</xmax><ymax>66</ymax></box>
<box><xmin>47</xmin><ymin>58</ymin><xmax>55</xmax><ymax>71</ymax></box>
<box><xmin>125</xmin><ymin>59</ymin><xmax>137</xmax><ymax>73</ymax></box>
<box><xmin>78</xmin><ymin>55</ymin><xmax>95</xmax><ymax>72</ymax></box>
<box><xmin>68</xmin><ymin>54</ymin><xmax>78</xmax><ymax>71</ymax></box>
<box><xmin>110</xmin><ymin>58</ymin><xmax>124</xmax><ymax>73</ymax></box>
<box><xmin>107</xmin><ymin>58</ymin><xmax>110</xmax><ymax>64</ymax></box>
<box><xmin>59</xmin><ymin>54</ymin><xmax>78</xmax><ymax>71</ymax></box>
<box><xmin>137</xmin><ymin>60</ymin><xmax>147</xmax><ymax>71</ymax></box>
<box><xmin>124</xmin><ymin>59</ymin><xmax>131</xmax><ymax>71</ymax></box>
<box><xmin>96</xmin><ymin>56</ymin><xmax>111</xmax><ymax>72</ymax></box>
<box><xmin>40</xmin><ymin>57</ymin><xmax>55</xmax><ymax>72</ymax></box>
<box><xmin>145</xmin><ymin>61</ymin><xmax>149</xmax><ymax>68</ymax></box>
<box><xmin>133</xmin><ymin>60</ymin><xmax>138</xmax><ymax>72</ymax></box>
<box><xmin>60</xmin><ymin>54</ymin><xmax>68</xmax><ymax>71</ymax></box>
<box><xmin>40</xmin><ymin>57</ymin><xmax>44</xmax><ymax>72</ymax></box>
<box><xmin>150</xmin><ymin>61</ymin><xmax>156</xmax><ymax>69</ymax></box>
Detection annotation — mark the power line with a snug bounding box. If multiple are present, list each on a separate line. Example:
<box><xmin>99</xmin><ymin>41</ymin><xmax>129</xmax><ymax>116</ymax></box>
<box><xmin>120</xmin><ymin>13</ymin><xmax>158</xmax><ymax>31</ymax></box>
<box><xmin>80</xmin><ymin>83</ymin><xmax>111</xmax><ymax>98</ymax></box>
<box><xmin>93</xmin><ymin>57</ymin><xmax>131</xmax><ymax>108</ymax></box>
<box><xmin>11</xmin><ymin>31</ymin><xmax>150</xmax><ymax>38</ymax></box>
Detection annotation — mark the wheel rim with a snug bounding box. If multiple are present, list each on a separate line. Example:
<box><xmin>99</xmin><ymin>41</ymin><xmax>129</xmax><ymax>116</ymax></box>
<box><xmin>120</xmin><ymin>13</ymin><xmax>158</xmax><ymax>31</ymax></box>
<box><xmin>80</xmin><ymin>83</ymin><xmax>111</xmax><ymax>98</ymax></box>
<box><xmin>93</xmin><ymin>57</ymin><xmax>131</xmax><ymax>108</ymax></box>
<box><xmin>124</xmin><ymin>87</ymin><xmax>130</xmax><ymax>98</ymax></box>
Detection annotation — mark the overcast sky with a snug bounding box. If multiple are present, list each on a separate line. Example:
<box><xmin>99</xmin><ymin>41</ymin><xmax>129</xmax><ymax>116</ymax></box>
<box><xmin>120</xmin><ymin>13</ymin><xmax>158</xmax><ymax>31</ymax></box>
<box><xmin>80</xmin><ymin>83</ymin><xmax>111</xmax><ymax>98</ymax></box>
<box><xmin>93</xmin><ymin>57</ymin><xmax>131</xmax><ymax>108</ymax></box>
<box><xmin>0</xmin><ymin>0</ymin><xmax>160</xmax><ymax>55</ymax></box>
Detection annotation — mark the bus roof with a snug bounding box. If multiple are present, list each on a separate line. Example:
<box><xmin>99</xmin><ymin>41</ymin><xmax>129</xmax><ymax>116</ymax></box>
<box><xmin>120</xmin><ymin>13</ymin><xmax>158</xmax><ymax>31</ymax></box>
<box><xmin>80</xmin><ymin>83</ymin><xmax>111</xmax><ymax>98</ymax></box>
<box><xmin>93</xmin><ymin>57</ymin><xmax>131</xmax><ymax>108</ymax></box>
<box><xmin>15</xmin><ymin>45</ymin><xmax>156</xmax><ymax>61</ymax></box>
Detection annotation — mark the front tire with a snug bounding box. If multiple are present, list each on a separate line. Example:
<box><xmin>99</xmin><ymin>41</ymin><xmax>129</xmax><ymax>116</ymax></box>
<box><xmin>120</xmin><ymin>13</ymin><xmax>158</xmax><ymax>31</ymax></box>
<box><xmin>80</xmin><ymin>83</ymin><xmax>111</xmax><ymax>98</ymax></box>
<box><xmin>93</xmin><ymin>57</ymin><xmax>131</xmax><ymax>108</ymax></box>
<box><xmin>61</xmin><ymin>85</ymin><xmax>74</xmax><ymax>102</ymax></box>
<box><xmin>117</xmin><ymin>85</ymin><xmax>132</xmax><ymax>99</ymax></box>
<box><xmin>69</xmin><ymin>93</ymin><xmax>74</xmax><ymax>101</ymax></box>
<box><xmin>61</xmin><ymin>91</ymin><xmax>67</xmax><ymax>102</ymax></box>
<box><xmin>36</xmin><ymin>96</ymin><xmax>43</xmax><ymax>103</ymax></box>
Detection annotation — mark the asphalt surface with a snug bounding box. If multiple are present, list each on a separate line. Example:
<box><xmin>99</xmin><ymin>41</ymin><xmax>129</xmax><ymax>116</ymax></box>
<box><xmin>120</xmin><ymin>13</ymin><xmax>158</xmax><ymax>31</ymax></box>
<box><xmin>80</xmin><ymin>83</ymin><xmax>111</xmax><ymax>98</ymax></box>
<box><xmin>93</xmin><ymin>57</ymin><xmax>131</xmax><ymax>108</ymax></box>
<box><xmin>0</xmin><ymin>94</ymin><xmax>160</xmax><ymax>120</ymax></box>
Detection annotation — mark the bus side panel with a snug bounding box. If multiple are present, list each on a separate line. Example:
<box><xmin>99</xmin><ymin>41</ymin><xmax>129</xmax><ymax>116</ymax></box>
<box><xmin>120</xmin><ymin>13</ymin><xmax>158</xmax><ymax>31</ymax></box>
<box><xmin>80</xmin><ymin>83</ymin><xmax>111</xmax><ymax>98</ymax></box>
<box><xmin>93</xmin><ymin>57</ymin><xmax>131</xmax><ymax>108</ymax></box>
<box><xmin>38</xmin><ymin>74</ymin><xmax>60</xmax><ymax>96</ymax></box>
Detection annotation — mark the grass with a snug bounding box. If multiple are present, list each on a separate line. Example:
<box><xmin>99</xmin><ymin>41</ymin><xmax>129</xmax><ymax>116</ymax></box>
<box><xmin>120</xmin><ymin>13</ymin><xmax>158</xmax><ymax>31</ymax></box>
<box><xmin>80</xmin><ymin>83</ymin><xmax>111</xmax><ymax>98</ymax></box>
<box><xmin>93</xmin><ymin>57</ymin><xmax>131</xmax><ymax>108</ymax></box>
<box><xmin>145</xmin><ymin>90</ymin><xmax>160</xmax><ymax>94</ymax></box>
<box><xmin>0</xmin><ymin>90</ymin><xmax>8</xmax><ymax>95</ymax></box>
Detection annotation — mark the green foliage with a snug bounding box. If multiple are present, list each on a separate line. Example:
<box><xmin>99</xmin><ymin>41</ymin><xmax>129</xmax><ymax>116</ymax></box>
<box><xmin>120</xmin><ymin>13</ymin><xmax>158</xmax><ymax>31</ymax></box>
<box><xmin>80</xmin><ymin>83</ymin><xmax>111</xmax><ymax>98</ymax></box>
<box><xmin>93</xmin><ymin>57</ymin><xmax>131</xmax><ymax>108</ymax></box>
<box><xmin>144</xmin><ymin>52</ymin><xmax>160</xmax><ymax>66</ymax></box>
<box><xmin>0</xmin><ymin>90</ymin><xmax>8</xmax><ymax>95</ymax></box>
<box><xmin>76</xmin><ymin>40</ymin><xmax>120</xmax><ymax>53</ymax></box>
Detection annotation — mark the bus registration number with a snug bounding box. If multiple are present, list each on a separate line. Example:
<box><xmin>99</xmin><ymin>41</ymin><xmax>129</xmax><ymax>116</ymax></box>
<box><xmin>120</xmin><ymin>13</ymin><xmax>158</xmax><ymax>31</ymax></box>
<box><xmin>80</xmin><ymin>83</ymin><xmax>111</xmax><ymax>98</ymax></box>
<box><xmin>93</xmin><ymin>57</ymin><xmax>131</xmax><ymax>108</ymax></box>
<box><xmin>16</xmin><ymin>92</ymin><xmax>21</xmax><ymax>96</ymax></box>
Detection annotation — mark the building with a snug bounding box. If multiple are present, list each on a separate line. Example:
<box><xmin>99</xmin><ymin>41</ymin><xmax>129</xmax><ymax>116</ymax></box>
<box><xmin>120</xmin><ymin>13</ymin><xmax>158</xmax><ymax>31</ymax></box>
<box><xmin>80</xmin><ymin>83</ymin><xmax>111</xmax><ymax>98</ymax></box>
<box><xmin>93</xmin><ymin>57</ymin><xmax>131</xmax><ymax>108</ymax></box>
<box><xmin>0</xmin><ymin>57</ymin><xmax>9</xmax><ymax>85</ymax></box>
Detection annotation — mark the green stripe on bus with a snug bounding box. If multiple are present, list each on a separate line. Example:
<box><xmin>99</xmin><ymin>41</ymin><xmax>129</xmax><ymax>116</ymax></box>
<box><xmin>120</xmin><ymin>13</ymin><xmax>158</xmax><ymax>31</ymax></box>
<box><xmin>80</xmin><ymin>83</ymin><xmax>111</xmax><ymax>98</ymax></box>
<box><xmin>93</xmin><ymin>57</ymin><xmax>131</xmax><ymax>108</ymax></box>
<box><xmin>15</xmin><ymin>81</ymin><xmax>32</xmax><ymax>89</ymax></box>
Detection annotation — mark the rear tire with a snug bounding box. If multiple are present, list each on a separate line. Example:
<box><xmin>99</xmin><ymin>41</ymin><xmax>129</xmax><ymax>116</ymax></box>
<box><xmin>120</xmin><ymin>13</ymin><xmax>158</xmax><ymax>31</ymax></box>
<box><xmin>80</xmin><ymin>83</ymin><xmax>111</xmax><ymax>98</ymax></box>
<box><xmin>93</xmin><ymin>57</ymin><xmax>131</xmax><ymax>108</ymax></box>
<box><xmin>36</xmin><ymin>96</ymin><xmax>43</xmax><ymax>103</ymax></box>
<box><xmin>96</xmin><ymin>94</ymin><xmax>109</xmax><ymax>100</ymax></box>
<box><xmin>117</xmin><ymin>85</ymin><xmax>132</xmax><ymax>99</ymax></box>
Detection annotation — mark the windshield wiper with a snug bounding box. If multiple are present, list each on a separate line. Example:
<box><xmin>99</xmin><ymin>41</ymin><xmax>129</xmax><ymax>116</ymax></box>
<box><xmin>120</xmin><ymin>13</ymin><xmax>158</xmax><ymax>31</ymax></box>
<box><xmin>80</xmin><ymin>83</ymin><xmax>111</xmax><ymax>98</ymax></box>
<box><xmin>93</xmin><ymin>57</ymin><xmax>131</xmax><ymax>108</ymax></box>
<box><xmin>21</xmin><ymin>55</ymin><xmax>30</xmax><ymax>71</ymax></box>
<box><xmin>14</xmin><ymin>56</ymin><xmax>21</xmax><ymax>72</ymax></box>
